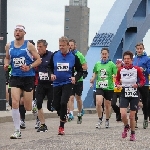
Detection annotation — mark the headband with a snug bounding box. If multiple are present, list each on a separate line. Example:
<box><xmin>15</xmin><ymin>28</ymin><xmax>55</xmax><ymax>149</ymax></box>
<box><xmin>14</xmin><ymin>26</ymin><xmax>26</xmax><ymax>32</ymax></box>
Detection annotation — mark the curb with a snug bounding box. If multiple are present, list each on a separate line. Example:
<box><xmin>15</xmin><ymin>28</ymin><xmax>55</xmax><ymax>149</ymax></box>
<box><xmin>0</xmin><ymin>109</ymin><xmax>97</xmax><ymax>123</ymax></box>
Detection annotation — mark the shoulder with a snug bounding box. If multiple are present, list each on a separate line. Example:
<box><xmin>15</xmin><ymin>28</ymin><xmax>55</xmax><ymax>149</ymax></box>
<box><xmin>108</xmin><ymin>61</ymin><xmax>115</xmax><ymax>66</ymax></box>
<box><xmin>52</xmin><ymin>50</ymin><xmax>61</xmax><ymax>57</ymax></box>
<box><xmin>27</xmin><ymin>41</ymin><xmax>35</xmax><ymax>50</ymax></box>
<box><xmin>144</xmin><ymin>55</ymin><xmax>150</xmax><ymax>61</ymax></box>
<box><xmin>133</xmin><ymin>66</ymin><xmax>140</xmax><ymax>69</ymax></box>
<box><xmin>47</xmin><ymin>50</ymin><xmax>53</xmax><ymax>55</ymax></box>
<box><xmin>94</xmin><ymin>61</ymin><xmax>101</xmax><ymax>66</ymax></box>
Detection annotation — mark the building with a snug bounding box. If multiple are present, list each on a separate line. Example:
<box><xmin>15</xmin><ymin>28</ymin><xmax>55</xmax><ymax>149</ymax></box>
<box><xmin>64</xmin><ymin>0</ymin><xmax>90</xmax><ymax>55</ymax></box>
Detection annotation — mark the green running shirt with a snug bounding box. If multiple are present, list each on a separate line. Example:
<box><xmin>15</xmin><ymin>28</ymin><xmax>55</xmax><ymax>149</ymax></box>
<box><xmin>93</xmin><ymin>61</ymin><xmax>117</xmax><ymax>90</ymax></box>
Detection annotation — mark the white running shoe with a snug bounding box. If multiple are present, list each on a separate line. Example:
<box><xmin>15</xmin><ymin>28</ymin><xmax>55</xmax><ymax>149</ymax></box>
<box><xmin>10</xmin><ymin>130</ymin><xmax>21</xmax><ymax>139</ymax></box>
<box><xmin>96</xmin><ymin>120</ymin><xmax>102</xmax><ymax>128</ymax></box>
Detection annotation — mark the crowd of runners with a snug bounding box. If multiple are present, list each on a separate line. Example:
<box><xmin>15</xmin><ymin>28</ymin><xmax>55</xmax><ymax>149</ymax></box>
<box><xmin>3</xmin><ymin>25</ymin><xmax>150</xmax><ymax>142</ymax></box>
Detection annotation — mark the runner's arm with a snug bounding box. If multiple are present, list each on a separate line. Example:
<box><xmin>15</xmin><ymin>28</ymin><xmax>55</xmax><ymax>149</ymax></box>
<box><xmin>4</xmin><ymin>43</ymin><xmax>10</xmax><ymax>65</ymax></box>
<box><xmin>115</xmin><ymin>68</ymin><xmax>121</xmax><ymax>86</ymax></box>
<box><xmin>136</xmin><ymin>67</ymin><xmax>146</xmax><ymax>86</ymax></box>
<box><xmin>27</xmin><ymin>42</ymin><xmax>41</xmax><ymax>67</ymax></box>
<box><xmin>112</xmin><ymin>62</ymin><xmax>117</xmax><ymax>76</ymax></box>
<box><xmin>145</xmin><ymin>57</ymin><xmax>150</xmax><ymax>74</ymax></box>
<box><xmin>79</xmin><ymin>54</ymin><xmax>88</xmax><ymax>78</ymax></box>
<box><xmin>47</xmin><ymin>53</ymin><xmax>54</xmax><ymax>75</ymax></box>
<box><xmin>74</xmin><ymin>55</ymin><xmax>83</xmax><ymax>82</ymax></box>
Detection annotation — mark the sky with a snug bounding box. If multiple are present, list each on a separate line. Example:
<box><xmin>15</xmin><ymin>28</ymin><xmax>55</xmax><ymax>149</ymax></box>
<box><xmin>7</xmin><ymin>0</ymin><xmax>150</xmax><ymax>54</ymax></box>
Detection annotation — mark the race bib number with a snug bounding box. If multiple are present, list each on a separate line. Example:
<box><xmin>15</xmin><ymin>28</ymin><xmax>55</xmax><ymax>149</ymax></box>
<box><xmin>13</xmin><ymin>57</ymin><xmax>26</xmax><ymax>67</ymax></box>
<box><xmin>39</xmin><ymin>72</ymin><xmax>49</xmax><ymax>80</ymax></box>
<box><xmin>125</xmin><ymin>88</ymin><xmax>138</xmax><ymax>97</ymax></box>
<box><xmin>57</xmin><ymin>63</ymin><xmax>69</xmax><ymax>71</ymax></box>
<box><xmin>98</xmin><ymin>80</ymin><xmax>108</xmax><ymax>88</ymax></box>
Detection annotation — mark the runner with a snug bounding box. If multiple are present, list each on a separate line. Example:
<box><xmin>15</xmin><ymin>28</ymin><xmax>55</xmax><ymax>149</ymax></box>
<box><xmin>133</xmin><ymin>42</ymin><xmax>150</xmax><ymax>129</ymax></box>
<box><xmin>116</xmin><ymin>51</ymin><xmax>145</xmax><ymax>141</ymax></box>
<box><xmin>68</xmin><ymin>39</ymin><xmax>88</xmax><ymax>123</ymax></box>
<box><xmin>90</xmin><ymin>47</ymin><xmax>117</xmax><ymax>128</ymax></box>
<box><xmin>35</xmin><ymin>39</ymin><xmax>53</xmax><ymax>132</ymax></box>
<box><xmin>48</xmin><ymin>36</ymin><xmax>83</xmax><ymax>135</ymax></box>
<box><xmin>4</xmin><ymin>25</ymin><xmax>41</xmax><ymax>139</ymax></box>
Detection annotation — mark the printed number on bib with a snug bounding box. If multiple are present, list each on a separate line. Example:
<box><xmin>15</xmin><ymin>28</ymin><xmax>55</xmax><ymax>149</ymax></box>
<box><xmin>125</xmin><ymin>88</ymin><xmax>138</xmax><ymax>97</ymax></box>
<box><xmin>98</xmin><ymin>80</ymin><xmax>108</xmax><ymax>88</ymax></box>
<box><xmin>39</xmin><ymin>72</ymin><xmax>49</xmax><ymax>80</ymax></box>
<box><xmin>13</xmin><ymin>57</ymin><xmax>26</xmax><ymax>67</ymax></box>
<box><xmin>57</xmin><ymin>63</ymin><xmax>69</xmax><ymax>71</ymax></box>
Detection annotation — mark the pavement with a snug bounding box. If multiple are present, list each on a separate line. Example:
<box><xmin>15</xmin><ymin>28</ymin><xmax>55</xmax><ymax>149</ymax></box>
<box><xmin>0</xmin><ymin>102</ymin><xmax>150</xmax><ymax>149</ymax></box>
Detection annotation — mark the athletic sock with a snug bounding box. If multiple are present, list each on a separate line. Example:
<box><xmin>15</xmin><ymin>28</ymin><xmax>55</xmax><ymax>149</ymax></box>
<box><xmin>12</xmin><ymin>108</ymin><xmax>20</xmax><ymax>131</ymax></box>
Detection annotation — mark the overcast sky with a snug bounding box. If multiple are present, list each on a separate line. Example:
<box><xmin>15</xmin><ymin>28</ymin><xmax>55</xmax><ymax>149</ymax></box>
<box><xmin>7</xmin><ymin>0</ymin><xmax>150</xmax><ymax>54</ymax></box>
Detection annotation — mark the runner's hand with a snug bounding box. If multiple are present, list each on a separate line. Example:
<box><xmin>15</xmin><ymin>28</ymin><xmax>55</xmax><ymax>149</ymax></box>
<box><xmin>132</xmin><ymin>84</ymin><xmax>138</xmax><ymax>88</ymax></box>
<box><xmin>51</xmin><ymin>74</ymin><xmax>56</xmax><ymax>81</ymax></box>
<box><xmin>117</xmin><ymin>85</ymin><xmax>122</xmax><ymax>89</ymax></box>
<box><xmin>20</xmin><ymin>65</ymin><xmax>30</xmax><ymax>71</ymax></box>
<box><xmin>4</xmin><ymin>64</ymin><xmax>9</xmax><ymax>71</ymax></box>
<box><xmin>90</xmin><ymin>78</ymin><xmax>94</xmax><ymax>84</ymax></box>
<box><xmin>70</xmin><ymin>77</ymin><xmax>75</xmax><ymax>84</ymax></box>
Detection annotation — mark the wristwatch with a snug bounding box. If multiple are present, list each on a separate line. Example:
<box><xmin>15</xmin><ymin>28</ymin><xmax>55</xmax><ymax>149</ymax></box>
<box><xmin>29</xmin><ymin>64</ymin><xmax>33</xmax><ymax>69</ymax></box>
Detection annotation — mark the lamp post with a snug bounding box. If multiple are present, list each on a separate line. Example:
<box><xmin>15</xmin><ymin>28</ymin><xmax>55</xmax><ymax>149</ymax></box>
<box><xmin>0</xmin><ymin>0</ymin><xmax>7</xmax><ymax>111</ymax></box>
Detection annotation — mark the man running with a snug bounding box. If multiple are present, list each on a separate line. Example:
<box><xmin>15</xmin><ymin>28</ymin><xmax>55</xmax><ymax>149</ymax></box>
<box><xmin>48</xmin><ymin>36</ymin><xmax>83</xmax><ymax>135</ymax></box>
<box><xmin>133</xmin><ymin>42</ymin><xmax>150</xmax><ymax>129</ymax></box>
<box><xmin>116</xmin><ymin>51</ymin><xmax>145</xmax><ymax>141</ymax></box>
<box><xmin>35</xmin><ymin>39</ymin><xmax>53</xmax><ymax>132</ymax></box>
<box><xmin>68</xmin><ymin>39</ymin><xmax>88</xmax><ymax>123</ymax></box>
<box><xmin>4</xmin><ymin>25</ymin><xmax>41</xmax><ymax>139</ymax></box>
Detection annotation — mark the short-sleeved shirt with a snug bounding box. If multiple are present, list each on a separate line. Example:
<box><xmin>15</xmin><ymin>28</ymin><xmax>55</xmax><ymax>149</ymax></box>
<box><xmin>73</xmin><ymin>50</ymin><xmax>86</xmax><ymax>82</ymax></box>
<box><xmin>93</xmin><ymin>61</ymin><xmax>117</xmax><ymax>90</ymax></box>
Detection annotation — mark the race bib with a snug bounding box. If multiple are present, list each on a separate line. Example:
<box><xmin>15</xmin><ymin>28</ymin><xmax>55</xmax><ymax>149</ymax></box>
<box><xmin>125</xmin><ymin>87</ymin><xmax>138</xmax><ymax>97</ymax></box>
<box><xmin>98</xmin><ymin>80</ymin><xmax>108</xmax><ymax>88</ymax></box>
<box><xmin>100</xmin><ymin>69</ymin><xmax>107</xmax><ymax>79</ymax></box>
<box><xmin>13</xmin><ymin>57</ymin><xmax>26</xmax><ymax>67</ymax></box>
<box><xmin>39</xmin><ymin>72</ymin><xmax>49</xmax><ymax>80</ymax></box>
<box><xmin>57</xmin><ymin>63</ymin><xmax>69</xmax><ymax>71</ymax></box>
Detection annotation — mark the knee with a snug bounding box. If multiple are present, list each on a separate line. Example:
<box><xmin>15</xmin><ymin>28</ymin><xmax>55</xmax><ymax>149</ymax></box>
<box><xmin>121</xmin><ymin>113</ymin><xmax>127</xmax><ymax>119</ymax></box>
<box><xmin>12</xmin><ymin>100</ymin><xmax>19</xmax><ymax>109</ymax></box>
<box><xmin>69</xmin><ymin>96</ymin><xmax>74</xmax><ymax>102</ymax></box>
<box><xmin>25</xmin><ymin>107</ymin><xmax>31</xmax><ymax>111</ymax></box>
<box><xmin>76</xmin><ymin>95</ymin><xmax>81</xmax><ymax>102</ymax></box>
<box><xmin>129</xmin><ymin>113</ymin><xmax>135</xmax><ymax>120</ymax></box>
<box><xmin>105</xmin><ymin>101</ymin><xmax>111</xmax><ymax>109</ymax></box>
<box><xmin>96</xmin><ymin>101</ymin><xmax>102</xmax><ymax>107</ymax></box>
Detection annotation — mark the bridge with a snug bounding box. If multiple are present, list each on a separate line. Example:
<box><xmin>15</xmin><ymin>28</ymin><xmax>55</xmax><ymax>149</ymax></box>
<box><xmin>83</xmin><ymin>0</ymin><xmax>150</xmax><ymax>108</ymax></box>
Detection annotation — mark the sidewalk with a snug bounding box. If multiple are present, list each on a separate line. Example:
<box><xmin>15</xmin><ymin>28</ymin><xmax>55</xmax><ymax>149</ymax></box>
<box><xmin>0</xmin><ymin>100</ymin><xmax>96</xmax><ymax>123</ymax></box>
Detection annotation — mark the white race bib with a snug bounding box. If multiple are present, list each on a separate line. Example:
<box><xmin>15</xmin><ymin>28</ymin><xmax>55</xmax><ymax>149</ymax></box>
<box><xmin>57</xmin><ymin>63</ymin><xmax>69</xmax><ymax>71</ymax></box>
<box><xmin>125</xmin><ymin>87</ymin><xmax>138</xmax><ymax>97</ymax></box>
<box><xmin>13</xmin><ymin>57</ymin><xmax>26</xmax><ymax>67</ymax></box>
<box><xmin>98</xmin><ymin>80</ymin><xmax>108</xmax><ymax>88</ymax></box>
<box><xmin>39</xmin><ymin>72</ymin><xmax>49</xmax><ymax>80</ymax></box>
<box><xmin>100</xmin><ymin>69</ymin><xmax>107</xmax><ymax>79</ymax></box>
